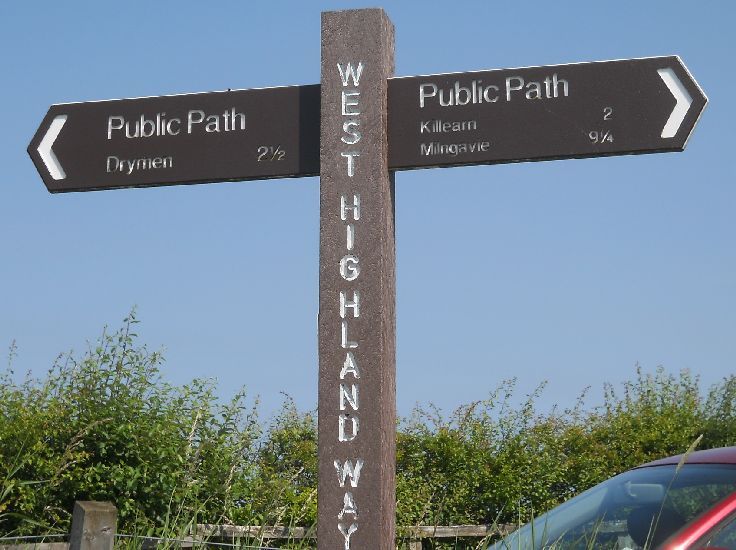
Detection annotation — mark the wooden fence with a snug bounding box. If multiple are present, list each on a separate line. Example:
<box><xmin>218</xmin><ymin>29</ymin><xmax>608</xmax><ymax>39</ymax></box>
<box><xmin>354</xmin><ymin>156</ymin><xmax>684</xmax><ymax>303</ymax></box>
<box><xmin>196</xmin><ymin>523</ymin><xmax>514</xmax><ymax>549</ymax></box>
<box><xmin>0</xmin><ymin>501</ymin><xmax>514</xmax><ymax>549</ymax></box>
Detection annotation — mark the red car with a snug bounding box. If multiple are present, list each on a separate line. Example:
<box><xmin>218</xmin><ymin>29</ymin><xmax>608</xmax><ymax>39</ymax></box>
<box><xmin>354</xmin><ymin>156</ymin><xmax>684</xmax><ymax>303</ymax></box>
<box><xmin>490</xmin><ymin>446</ymin><xmax>736</xmax><ymax>549</ymax></box>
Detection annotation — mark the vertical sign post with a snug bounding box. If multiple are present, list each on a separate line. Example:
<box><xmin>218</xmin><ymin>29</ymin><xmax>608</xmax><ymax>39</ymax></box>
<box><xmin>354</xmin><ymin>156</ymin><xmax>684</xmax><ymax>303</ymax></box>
<box><xmin>318</xmin><ymin>9</ymin><xmax>396</xmax><ymax>550</ymax></box>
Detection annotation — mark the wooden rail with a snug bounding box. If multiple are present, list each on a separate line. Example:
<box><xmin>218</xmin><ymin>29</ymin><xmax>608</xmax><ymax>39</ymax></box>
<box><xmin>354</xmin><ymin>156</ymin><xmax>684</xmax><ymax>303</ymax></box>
<box><xmin>196</xmin><ymin>522</ymin><xmax>514</xmax><ymax>538</ymax></box>
<box><xmin>0</xmin><ymin>502</ymin><xmax>515</xmax><ymax>550</ymax></box>
<box><xmin>196</xmin><ymin>522</ymin><xmax>516</xmax><ymax>548</ymax></box>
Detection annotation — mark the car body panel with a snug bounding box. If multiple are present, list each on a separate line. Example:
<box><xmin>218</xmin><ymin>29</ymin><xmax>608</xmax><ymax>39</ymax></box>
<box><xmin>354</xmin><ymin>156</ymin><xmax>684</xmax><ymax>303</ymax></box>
<box><xmin>639</xmin><ymin>447</ymin><xmax>736</xmax><ymax>469</ymax></box>
<box><xmin>663</xmin><ymin>491</ymin><xmax>736</xmax><ymax>549</ymax></box>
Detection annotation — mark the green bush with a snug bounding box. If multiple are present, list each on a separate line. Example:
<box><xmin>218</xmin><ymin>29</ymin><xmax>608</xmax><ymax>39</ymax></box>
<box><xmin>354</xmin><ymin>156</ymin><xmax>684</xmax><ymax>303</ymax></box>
<box><xmin>0</xmin><ymin>312</ymin><xmax>260</xmax><ymax>536</ymax></box>
<box><xmin>1</xmin><ymin>314</ymin><xmax>735</xmax><ymax>543</ymax></box>
<box><xmin>397</xmin><ymin>367</ymin><xmax>736</xmax><ymax>531</ymax></box>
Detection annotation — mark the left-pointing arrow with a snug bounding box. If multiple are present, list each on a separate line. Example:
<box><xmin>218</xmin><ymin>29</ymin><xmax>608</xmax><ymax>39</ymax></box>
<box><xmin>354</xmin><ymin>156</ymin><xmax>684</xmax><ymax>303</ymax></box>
<box><xmin>37</xmin><ymin>115</ymin><xmax>67</xmax><ymax>180</ymax></box>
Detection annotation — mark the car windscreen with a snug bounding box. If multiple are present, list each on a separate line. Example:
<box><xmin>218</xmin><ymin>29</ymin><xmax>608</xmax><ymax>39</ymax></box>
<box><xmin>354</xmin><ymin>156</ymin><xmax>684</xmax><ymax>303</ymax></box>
<box><xmin>489</xmin><ymin>463</ymin><xmax>736</xmax><ymax>550</ymax></box>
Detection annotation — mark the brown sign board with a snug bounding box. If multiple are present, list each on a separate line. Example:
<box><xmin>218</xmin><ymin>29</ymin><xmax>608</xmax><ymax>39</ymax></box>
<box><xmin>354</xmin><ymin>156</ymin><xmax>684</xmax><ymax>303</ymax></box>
<box><xmin>28</xmin><ymin>85</ymin><xmax>320</xmax><ymax>193</ymax></box>
<box><xmin>387</xmin><ymin>56</ymin><xmax>707</xmax><ymax>170</ymax></box>
<box><xmin>28</xmin><ymin>57</ymin><xmax>705</xmax><ymax>193</ymax></box>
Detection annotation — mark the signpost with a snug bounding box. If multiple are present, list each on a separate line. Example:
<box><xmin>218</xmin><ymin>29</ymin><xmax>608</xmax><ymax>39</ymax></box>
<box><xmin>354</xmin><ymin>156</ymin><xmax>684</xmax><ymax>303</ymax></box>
<box><xmin>27</xmin><ymin>8</ymin><xmax>707</xmax><ymax>550</ymax></box>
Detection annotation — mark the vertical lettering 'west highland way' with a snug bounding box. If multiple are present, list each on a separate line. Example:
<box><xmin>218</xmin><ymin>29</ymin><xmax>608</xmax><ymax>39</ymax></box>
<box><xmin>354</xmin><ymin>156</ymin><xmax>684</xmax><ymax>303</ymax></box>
<box><xmin>318</xmin><ymin>10</ymin><xmax>396</xmax><ymax>550</ymax></box>
<box><xmin>27</xmin><ymin>7</ymin><xmax>706</xmax><ymax>549</ymax></box>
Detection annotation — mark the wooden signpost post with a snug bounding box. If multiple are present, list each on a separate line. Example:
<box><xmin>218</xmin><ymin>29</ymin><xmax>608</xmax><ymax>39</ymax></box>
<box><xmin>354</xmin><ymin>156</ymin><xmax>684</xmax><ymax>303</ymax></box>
<box><xmin>28</xmin><ymin>8</ymin><xmax>707</xmax><ymax>550</ymax></box>
<box><xmin>318</xmin><ymin>10</ymin><xmax>396</xmax><ymax>550</ymax></box>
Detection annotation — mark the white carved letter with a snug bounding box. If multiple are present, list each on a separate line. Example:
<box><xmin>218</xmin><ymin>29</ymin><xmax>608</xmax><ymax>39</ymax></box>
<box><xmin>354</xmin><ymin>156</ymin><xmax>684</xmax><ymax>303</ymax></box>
<box><xmin>187</xmin><ymin>110</ymin><xmax>205</xmax><ymax>133</ymax></box>
<box><xmin>341</xmin><ymin>120</ymin><xmax>362</xmax><ymax>145</ymax></box>
<box><xmin>341</xmin><ymin>320</ymin><xmax>358</xmax><ymax>349</ymax></box>
<box><xmin>341</xmin><ymin>91</ymin><xmax>361</xmax><ymax>116</ymax></box>
<box><xmin>338</xmin><ymin>414</ymin><xmax>359</xmax><ymax>442</ymax></box>
<box><xmin>341</xmin><ymin>195</ymin><xmax>361</xmax><ymax>221</ymax></box>
<box><xmin>346</xmin><ymin>224</ymin><xmax>355</xmax><ymax>251</ymax></box>
<box><xmin>339</xmin><ymin>383</ymin><xmax>359</xmax><ymax>411</ymax></box>
<box><xmin>338</xmin><ymin>522</ymin><xmax>358</xmax><ymax>550</ymax></box>
<box><xmin>334</xmin><ymin>458</ymin><xmax>364</xmax><ymax>488</ymax></box>
<box><xmin>107</xmin><ymin>116</ymin><xmax>124</xmax><ymax>139</ymax></box>
<box><xmin>340</xmin><ymin>152</ymin><xmax>359</xmax><ymax>177</ymax></box>
<box><xmin>340</xmin><ymin>255</ymin><xmax>360</xmax><ymax>282</ymax></box>
<box><xmin>419</xmin><ymin>83</ymin><xmax>438</xmax><ymax>108</ymax></box>
<box><xmin>338</xmin><ymin>492</ymin><xmax>359</xmax><ymax>519</ymax></box>
<box><xmin>340</xmin><ymin>290</ymin><xmax>360</xmax><ymax>319</ymax></box>
<box><xmin>340</xmin><ymin>352</ymin><xmax>361</xmax><ymax>379</ymax></box>
<box><xmin>337</xmin><ymin>62</ymin><xmax>365</xmax><ymax>87</ymax></box>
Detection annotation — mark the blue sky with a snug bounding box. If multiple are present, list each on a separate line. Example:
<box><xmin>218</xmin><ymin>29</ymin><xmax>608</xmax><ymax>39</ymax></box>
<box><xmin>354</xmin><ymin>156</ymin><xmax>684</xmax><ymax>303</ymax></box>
<box><xmin>1</xmin><ymin>1</ymin><xmax>734</xmax><ymax>421</ymax></box>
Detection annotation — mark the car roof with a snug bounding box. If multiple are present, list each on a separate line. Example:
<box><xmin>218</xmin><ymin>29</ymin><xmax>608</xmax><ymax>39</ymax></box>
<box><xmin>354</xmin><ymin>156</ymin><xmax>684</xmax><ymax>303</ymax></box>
<box><xmin>636</xmin><ymin>446</ymin><xmax>736</xmax><ymax>468</ymax></box>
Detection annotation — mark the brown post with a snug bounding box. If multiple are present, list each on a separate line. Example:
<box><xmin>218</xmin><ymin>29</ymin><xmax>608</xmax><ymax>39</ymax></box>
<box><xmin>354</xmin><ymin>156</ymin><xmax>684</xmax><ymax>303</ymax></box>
<box><xmin>69</xmin><ymin>501</ymin><xmax>117</xmax><ymax>550</ymax></box>
<box><xmin>318</xmin><ymin>8</ymin><xmax>396</xmax><ymax>550</ymax></box>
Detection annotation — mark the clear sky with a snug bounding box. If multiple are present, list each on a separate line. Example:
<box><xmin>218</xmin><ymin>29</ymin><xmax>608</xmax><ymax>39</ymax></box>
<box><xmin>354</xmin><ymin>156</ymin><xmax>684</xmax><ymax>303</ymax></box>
<box><xmin>1</xmin><ymin>1</ymin><xmax>734</xmax><ymax>422</ymax></box>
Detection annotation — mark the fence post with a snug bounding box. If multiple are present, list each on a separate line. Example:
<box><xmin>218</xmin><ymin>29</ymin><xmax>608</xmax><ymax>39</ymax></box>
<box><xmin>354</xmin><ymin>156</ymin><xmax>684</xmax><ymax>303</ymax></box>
<box><xmin>69</xmin><ymin>501</ymin><xmax>117</xmax><ymax>550</ymax></box>
<box><xmin>407</xmin><ymin>540</ymin><xmax>422</xmax><ymax>550</ymax></box>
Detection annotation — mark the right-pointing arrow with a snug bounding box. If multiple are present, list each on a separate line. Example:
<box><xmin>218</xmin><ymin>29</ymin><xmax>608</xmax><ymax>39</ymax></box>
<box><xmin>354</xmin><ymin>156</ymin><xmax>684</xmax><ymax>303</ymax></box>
<box><xmin>37</xmin><ymin>114</ymin><xmax>67</xmax><ymax>180</ymax></box>
<box><xmin>658</xmin><ymin>67</ymin><xmax>693</xmax><ymax>139</ymax></box>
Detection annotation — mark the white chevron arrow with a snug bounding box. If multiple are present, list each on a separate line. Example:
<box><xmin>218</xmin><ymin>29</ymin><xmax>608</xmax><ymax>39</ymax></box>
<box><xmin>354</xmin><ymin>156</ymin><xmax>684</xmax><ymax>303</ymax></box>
<box><xmin>657</xmin><ymin>68</ymin><xmax>692</xmax><ymax>139</ymax></box>
<box><xmin>37</xmin><ymin>115</ymin><xmax>67</xmax><ymax>180</ymax></box>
